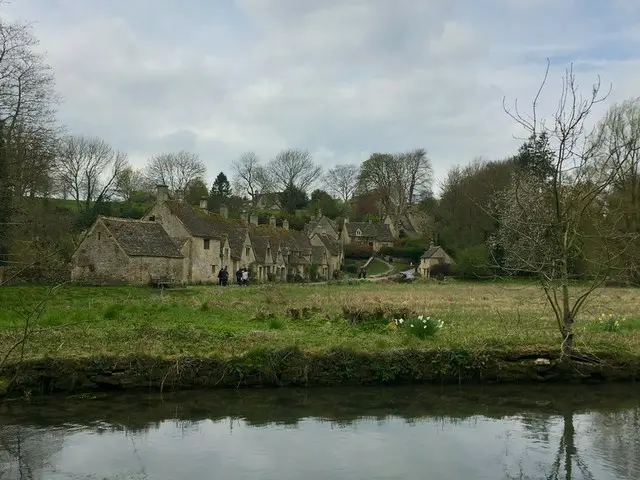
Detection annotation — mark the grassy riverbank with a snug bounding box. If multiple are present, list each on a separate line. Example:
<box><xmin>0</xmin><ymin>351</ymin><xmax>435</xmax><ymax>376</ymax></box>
<box><xmin>1</xmin><ymin>281</ymin><xmax>639</xmax><ymax>394</ymax></box>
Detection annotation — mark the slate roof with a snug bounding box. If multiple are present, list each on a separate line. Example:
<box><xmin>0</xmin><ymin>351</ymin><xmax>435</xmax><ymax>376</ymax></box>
<box><xmin>165</xmin><ymin>201</ymin><xmax>217</xmax><ymax>238</ymax></box>
<box><xmin>312</xmin><ymin>246</ymin><xmax>327</xmax><ymax>265</ymax></box>
<box><xmin>317</xmin><ymin>233</ymin><xmax>342</xmax><ymax>256</ymax></box>
<box><xmin>249</xmin><ymin>233</ymin><xmax>270</xmax><ymax>263</ymax></box>
<box><xmin>421</xmin><ymin>246</ymin><xmax>454</xmax><ymax>264</ymax></box>
<box><xmin>346</xmin><ymin>222</ymin><xmax>393</xmax><ymax>243</ymax></box>
<box><xmin>100</xmin><ymin>217</ymin><xmax>183</xmax><ymax>258</ymax></box>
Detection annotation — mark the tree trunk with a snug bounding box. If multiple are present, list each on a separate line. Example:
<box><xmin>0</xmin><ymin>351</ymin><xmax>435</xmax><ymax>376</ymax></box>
<box><xmin>561</xmin><ymin>284</ymin><xmax>574</xmax><ymax>358</ymax></box>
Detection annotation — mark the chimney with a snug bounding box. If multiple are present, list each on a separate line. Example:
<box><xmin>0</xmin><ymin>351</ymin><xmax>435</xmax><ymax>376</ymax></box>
<box><xmin>269</xmin><ymin>216</ymin><xmax>277</xmax><ymax>228</ymax></box>
<box><xmin>220</xmin><ymin>204</ymin><xmax>228</xmax><ymax>219</ymax></box>
<box><xmin>199</xmin><ymin>198</ymin><xmax>208</xmax><ymax>211</ymax></box>
<box><xmin>283</xmin><ymin>219</ymin><xmax>289</xmax><ymax>230</ymax></box>
<box><xmin>250</xmin><ymin>213</ymin><xmax>259</xmax><ymax>226</ymax></box>
<box><xmin>156</xmin><ymin>185</ymin><xmax>169</xmax><ymax>202</ymax></box>
<box><xmin>317</xmin><ymin>208</ymin><xmax>322</xmax><ymax>220</ymax></box>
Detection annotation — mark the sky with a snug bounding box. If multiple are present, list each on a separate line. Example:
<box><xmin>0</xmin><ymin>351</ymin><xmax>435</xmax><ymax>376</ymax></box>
<box><xmin>3</xmin><ymin>0</ymin><xmax>640</xmax><ymax>191</ymax></box>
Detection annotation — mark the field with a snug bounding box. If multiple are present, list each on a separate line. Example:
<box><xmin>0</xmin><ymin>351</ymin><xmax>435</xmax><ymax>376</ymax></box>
<box><xmin>1</xmin><ymin>280</ymin><xmax>639</xmax><ymax>363</ymax></box>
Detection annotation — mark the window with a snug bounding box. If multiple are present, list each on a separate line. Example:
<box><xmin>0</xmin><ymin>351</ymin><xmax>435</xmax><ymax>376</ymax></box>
<box><xmin>149</xmin><ymin>216</ymin><xmax>155</xmax><ymax>222</ymax></box>
<box><xmin>355</xmin><ymin>229</ymin><xmax>362</xmax><ymax>237</ymax></box>
<box><xmin>212</xmin><ymin>265</ymin><xmax>216</xmax><ymax>273</ymax></box>
<box><xmin>224</xmin><ymin>248</ymin><xmax>229</xmax><ymax>258</ymax></box>
<box><xmin>98</xmin><ymin>232</ymin><xmax>101</xmax><ymax>241</ymax></box>
<box><xmin>204</xmin><ymin>239</ymin><xmax>210</xmax><ymax>250</ymax></box>
<box><xmin>245</xmin><ymin>246</ymin><xmax>251</xmax><ymax>257</ymax></box>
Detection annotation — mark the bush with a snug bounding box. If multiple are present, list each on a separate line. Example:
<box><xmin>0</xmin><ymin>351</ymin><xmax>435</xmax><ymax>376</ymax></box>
<box><xmin>342</xmin><ymin>263</ymin><xmax>358</xmax><ymax>274</ymax></box>
<box><xmin>309</xmin><ymin>263</ymin><xmax>319</xmax><ymax>282</ymax></box>
<box><xmin>396</xmin><ymin>315</ymin><xmax>444</xmax><ymax>339</ymax></box>
<box><xmin>344</xmin><ymin>244</ymin><xmax>372</xmax><ymax>260</ymax></box>
<box><xmin>286</xmin><ymin>273</ymin><xmax>305</xmax><ymax>283</ymax></box>
<box><xmin>268</xmin><ymin>317</ymin><xmax>285</xmax><ymax>330</ymax></box>
<box><xmin>452</xmin><ymin>245</ymin><xmax>494</xmax><ymax>279</ymax></box>
<box><xmin>429</xmin><ymin>263</ymin><xmax>452</xmax><ymax>278</ymax></box>
<box><xmin>378</xmin><ymin>246</ymin><xmax>423</xmax><ymax>263</ymax></box>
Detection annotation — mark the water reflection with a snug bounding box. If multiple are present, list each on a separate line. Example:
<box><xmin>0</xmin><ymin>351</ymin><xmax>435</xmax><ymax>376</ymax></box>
<box><xmin>1</xmin><ymin>385</ymin><xmax>639</xmax><ymax>480</ymax></box>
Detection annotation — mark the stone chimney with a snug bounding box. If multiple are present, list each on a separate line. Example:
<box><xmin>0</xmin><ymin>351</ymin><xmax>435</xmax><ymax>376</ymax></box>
<box><xmin>283</xmin><ymin>219</ymin><xmax>289</xmax><ymax>230</ymax></box>
<box><xmin>156</xmin><ymin>185</ymin><xmax>169</xmax><ymax>202</ymax></box>
<box><xmin>250</xmin><ymin>213</ymin><xmax>259</xmax><ymax>226</ymax></box>
<box><xmin>269</xmin><ymin>216</ymin><xmax>277</xmax><ymax>228</ymax></box>
<box><xmin>199</xmin><ymin>198</ymin><xmax>208</xmax><ymax>211</ymax></box>
<box><xmin>220</xmin><ymin>204</ymin><xmax>228</xmax><ymax>219</ymax></box>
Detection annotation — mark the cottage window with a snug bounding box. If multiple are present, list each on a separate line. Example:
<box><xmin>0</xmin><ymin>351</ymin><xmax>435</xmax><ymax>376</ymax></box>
<box><xmin>98</xmin><ymin>232</ymin><xmax>101</xmax><ymax>241</ymax></box>
<box><xmin>149</xmin><ymin>216</ymin><xmax>155</xmax><ymax>222</ymax></box>
<box><xmin>355</xmin><ymin>229</ymin><xmax>362</xmax><ymax>237</ymax></box>
<box><xmin>204</xmin><ymin>239</ymin><xmax>210</xmax><ymax>250</ymax></box>
<box><xmin>246</xmin><ymin>246</ymin><xmax>250</xmax><ymax>257</ymax></box>
<box><xmin>212</xmin><ymin>265</ymin><xmax>216</xmax><ymax>273</ymax></box>
<box><xmin>224</xmin><ymin>248</ymin><xmax>229</xmax><ymax>258</ymax></box>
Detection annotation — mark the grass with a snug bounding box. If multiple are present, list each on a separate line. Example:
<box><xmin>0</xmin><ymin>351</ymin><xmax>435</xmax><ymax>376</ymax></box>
<box><xmin>1</xmin><ymin>281</ymin><xmax>639</xmax><ymax>364</ymax></box>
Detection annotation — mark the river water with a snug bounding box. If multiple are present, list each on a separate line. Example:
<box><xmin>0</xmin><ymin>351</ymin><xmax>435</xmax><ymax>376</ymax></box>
<box><xmin>1</xmin><ymin>384</ymin><xmax>639</xmax><ymax>479</ymax></box>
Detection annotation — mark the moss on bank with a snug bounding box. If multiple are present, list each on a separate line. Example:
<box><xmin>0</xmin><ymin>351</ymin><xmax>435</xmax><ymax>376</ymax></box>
<box><xmin>2</xmin><ymin>347</ymin><xmax>639</xmax><ymax>397</ymax></box>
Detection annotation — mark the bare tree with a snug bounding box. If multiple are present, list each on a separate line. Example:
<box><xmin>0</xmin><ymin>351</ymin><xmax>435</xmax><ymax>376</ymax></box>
<box><xmin>267</xmin><ymin>149</ymin><xmax>322</xmax><ymax>192</ymax></box>
<box><xmin>115</xmin><ymin>166</ymin><xmax>145</xmax><ymax>202</ymax></box>
<box><xmin>494</xmin><ymin>62</ymin><xmax>635</xmax><ymax>358</ymax></box>
<box><xmin>402</xmin><ymin>148</ymin><xmax>433</xmax><ymax>204</ymax></box>
<box><xmin>231</xmin><ymin>151</ymin><xmax>271</xmax><ymax>205</ymax></box>
<box><xmin>55</xmin><ymin>135</ymin><xmax>128</xmax><ymax>212</ymax></box>
<box><xmin>144</xmin><ymin>150</ymin><xmax>206</xmax><ymax>199</ymax></box>
<box><xmin>324</xmin><ymin>164</ymin><xmax>359</xmax><ymax>204</ymax></box>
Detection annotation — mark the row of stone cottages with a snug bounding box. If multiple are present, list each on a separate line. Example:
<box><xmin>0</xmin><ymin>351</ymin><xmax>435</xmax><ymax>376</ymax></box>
<box><xmin>71</xmin><ymin>185</ymin><xmax>344</xmax><ymax>285</ymax></box>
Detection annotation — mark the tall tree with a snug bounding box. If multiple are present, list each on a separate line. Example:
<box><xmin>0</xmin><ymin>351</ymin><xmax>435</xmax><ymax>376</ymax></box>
<box><xmin>55</xmin><ymin>135</ymin><xmax>128</xmax><ymax>213</ymax></box>
<box><xmin>310</xmin><ymin>189</ymin><xmax>341</xmax><ymax>218</ymax></box>
<box><xmin>324</xmin><ymin>164</ymin><xmax>359</xmax><ymax>205</ymax></box>
<box><xmin>184</xmin><ymin>178</ymin><xmax>209</xmax><ymax>206</ymax></box>
<box><xmin>208</xmin><ymin>172</ymin><xmax>232</xmax><ymax>211</ymax></box>
<box><xmin>115</xmin><ymin>167</ymin><xmax>145</xmax><ymax>203</ymax></box>
<box><xmin>268</xmin><ymin>149</ymin><xmax>322</xmax><ymax>192</ymax></box>
<box><xmin>357</xmin><ymin>153</ymin><xmax>396</xmax><ymax>214</ymax></box>
<box><xmin>0</xmin><ymin>16</ymin><xmax>57</xmax><ymax>281</ymax></box>
<box><xmin>494</xmin><ymin>63</ymin><xmax>634</xmax><ymax>358</ymax></box>
<box><xmin>279</xmin><ymin>185</ymin><xmax>309</xmax><ymax>214</ymax></box>
<box><xmin>231</xmin><ymin>152</ymin><xmax>271</xmax><ymax>205</ymax></box>
<box><xmin>144</xmin><ymin>151</ymin><xmax>205</xmax><ymax>199</ymax></box>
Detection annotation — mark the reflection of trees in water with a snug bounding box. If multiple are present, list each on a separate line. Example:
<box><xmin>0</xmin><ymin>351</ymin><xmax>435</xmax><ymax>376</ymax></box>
<box><xmin>590</xmin><ymin>410</ymin><xmax>640</xmax><ymax>479</ymax></box>
<box><xmin>0</xmin><ymin>426</ymin><xmax>64</xmax><ymax>480</ymax></box>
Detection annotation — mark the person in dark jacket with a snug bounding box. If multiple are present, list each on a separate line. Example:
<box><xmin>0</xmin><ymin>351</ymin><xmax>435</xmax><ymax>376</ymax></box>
<box><xmin>221</xmin><ymin>266</ymin><xmax>229</xmax><ymax>286</ymax></box>
<box><xmin>217</xmin><ymin>268</ymin><xmax>224</xmax><ymax>286</ymax></box>
<box><xmin>236</xmin><ymin>269</ymin><xmax>242</xmax><ymax>285</ymax></box>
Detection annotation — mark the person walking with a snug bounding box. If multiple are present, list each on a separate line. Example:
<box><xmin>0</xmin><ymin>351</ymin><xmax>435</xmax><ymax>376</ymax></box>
<box><xmin>221</xmin><ymin>266</ymin><xmax>229</xmax><ymax>286</ymax></box>
<box><xmin>241</xmin><ymin>268</ymin><xmax>249</xmax><ymax>286</ymax></box>
<box><xmin>235</xmin><ymin>269</ymin><xmax>242</xmax><ymax>285</ymax></box>
<box><xmin>217</xmin><ymin>267</ymin><xmax>224</xmax><ymax>286</ymax></box>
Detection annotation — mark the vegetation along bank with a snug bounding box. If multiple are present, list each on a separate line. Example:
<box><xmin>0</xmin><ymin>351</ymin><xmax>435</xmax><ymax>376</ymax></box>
<box><xmin>1</xmin><ymin>281</ymin><xmax>639</xmax><ymax>397</ymax></box>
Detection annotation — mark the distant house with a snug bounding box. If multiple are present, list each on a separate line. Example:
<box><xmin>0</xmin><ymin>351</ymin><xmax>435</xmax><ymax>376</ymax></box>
<box><xmin>71</xmin><ymin>217</ymin><xmax>184</xmax><ymax>285</ymax></box>
<box><xmin>341</xmin><ymin>220</ymin><xmax>394</xmax><ymax>252</ymax></box>
<box><xmin>418</xmin><ymin>244</ymin><xmax>454</xmax><ymax>277</ymax></box>
<box><xmin>304</xmin><ymin>213</ymin><xmax>339</xmax><ymax>240</ymax></box>
<box><xmin>308</xmin><ymin>232</ymin><xmax>343</xmax><ymax>279</ymax></box>
<box><xmin>383</xmin><ymin>210</ymin><xmax>433</xmax><ymax>240</ymax></box>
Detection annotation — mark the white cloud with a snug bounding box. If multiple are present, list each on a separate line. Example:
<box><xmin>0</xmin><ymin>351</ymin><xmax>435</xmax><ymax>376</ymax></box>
<box><xmin>3</xmin><ymin>0</ymin><xmax>640</xmax><ymax>190</ymax></box>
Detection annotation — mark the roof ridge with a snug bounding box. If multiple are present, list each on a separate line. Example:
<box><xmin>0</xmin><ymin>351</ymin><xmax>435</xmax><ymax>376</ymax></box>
<box><xmin>99</xmin><ymin>216</ymin><xmax>156</xmax><ymax>224</ymax></box>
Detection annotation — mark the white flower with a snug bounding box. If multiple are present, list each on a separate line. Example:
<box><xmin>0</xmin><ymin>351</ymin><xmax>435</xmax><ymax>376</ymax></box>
<box><xmin>423</xmin><ymin>325</ymin><xmax>427</xmax><ymax>329</ymax></box>
<box><xmin>410</xmin><ymin>324</ymin><xmax>414</xmax><ymax>328</ymax></box>
<box><xmin>394</xmin><ymin>319</ymin><xmax>398</xmax><ymax>326</ymax></box>
<box><xmin>418</xmin><ymin>315</ymin><xmax>424</xmax><ymax>321</ymax></box>
<box><xmin>423</xmin><ymin>319</ymin><xmax>427</xmax><ymax>323</ymax></box>
<box><xmin>398</xmin><ymin>319</ymin><xmax>404</xmax><ymax>325</ymax></box>
<box><xmin>426</xmin><ymin>316</ymin><xmax>431</xmax><ymax>320</ymax></box>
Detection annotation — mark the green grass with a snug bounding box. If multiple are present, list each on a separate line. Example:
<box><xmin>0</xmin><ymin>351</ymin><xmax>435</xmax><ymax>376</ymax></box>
<box><xmin>0</xmin><ymin>282</ymin><xmax>639</xmax><ymax>363</ymax></box>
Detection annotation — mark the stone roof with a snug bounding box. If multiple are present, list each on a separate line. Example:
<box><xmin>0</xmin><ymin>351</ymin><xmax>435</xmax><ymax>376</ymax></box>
<box><xmin>346</xmin><ymin>222</ymin><xmax>393</xmax><ymax>243</ymax></box>
<box><xmin>312</xmin><ymin>246</ymin><xmax>327</xmax><ymax>265</ymax></box>
<box><xmin>421</xmin><ymin>246</ymin><xmax>454</xmax><ymax>263</ymax></box>
<box><xmin>317</xmin><ymin>233</ymin><xmax>342</xmax><ymax>256</ymax></box>
<box><xmin>249</xmin><ymin>233</ymin><xmax>270</xmax><ymax>263</ymax></box>
<box><xmin>253</xmin><ymin>225</ymin><xmax>312</xmax><ymax>256</ymax></box>
<box><xmin>99</xmin><ymin>217</ymin><xmax>183</xmax><ymax>258</ymax></box>
<box><xmin>165</xmin><ymin>201</ymin><xmax>217</xmax><ymax>238</ymax></box>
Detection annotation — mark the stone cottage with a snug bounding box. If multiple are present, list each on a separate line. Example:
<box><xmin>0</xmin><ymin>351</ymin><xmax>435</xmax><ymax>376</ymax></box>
<box><xmin>383</xmin><ymin>209</ymin><xmax>433</xmax><ymax>240</ymax></box>
<box><xmin>71</xmin><ymin>217</ymin><xmax>184</xmax><ymax>285</ymax></box>
<box><xmin>418</xmin><ymin>244</ymin><xmax>454</xmax><ymax>277</ymax></box>
<box><xmin>341</xmin><ymin>220</ymin><xmax>394</xmax><ymax>252</ymax></box>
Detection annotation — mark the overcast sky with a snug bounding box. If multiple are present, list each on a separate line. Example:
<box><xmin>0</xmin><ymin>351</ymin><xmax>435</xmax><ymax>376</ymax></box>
<box><xmin>4</xmin><ymin>0</ymin><xmax>640</xmax><ymax>190</ymax></box>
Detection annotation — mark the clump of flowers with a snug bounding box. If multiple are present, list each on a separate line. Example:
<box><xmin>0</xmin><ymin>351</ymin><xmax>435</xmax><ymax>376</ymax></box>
<box><xmin>394</xmin><ymin>315</ymin><xmax>443</xmax><ymax>339</ymax></box>
<box><xmin>599</xmin><ymin>312</ymin><xmax>623</xmax><ymax>332</ymax></box>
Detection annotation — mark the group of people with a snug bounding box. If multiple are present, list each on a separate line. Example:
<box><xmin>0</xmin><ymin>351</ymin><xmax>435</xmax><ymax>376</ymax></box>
<box><xmin>217</xmin><ymin>266</ymin><xmax>250</xmax><ymax>286</ymax></box>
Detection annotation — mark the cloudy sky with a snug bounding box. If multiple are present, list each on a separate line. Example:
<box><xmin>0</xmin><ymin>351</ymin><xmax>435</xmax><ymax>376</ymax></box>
<box><xmin>4</xmin><ymin>0</ymin><xmax>640</xmax><ymax>190</ymax></box>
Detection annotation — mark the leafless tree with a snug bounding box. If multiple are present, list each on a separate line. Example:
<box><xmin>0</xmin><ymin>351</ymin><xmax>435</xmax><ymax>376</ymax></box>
<box><xmin>324</xmin><ymin>164</ymin><xmax>359</xmax><ymax>204</ymax></box>
<box><xmin>55</xmin><ymin>135</ymin><xmax>128</xmax><ymax>212</ymax></box>
<box><xmin>115</xmin><ymin>166</ymin><xmax>145</xmax><ymax>202</ymax></box>
<box><xmin>144</xmin><ymin>150</ymin><xmax>206</xmax><ymax>199</ymax></box>
<box><xmin>267</xmin><ymin>148</ymin><xmax>322</xmax><ymax>192</ymax></box>
<box><xmin>494</xmin><ymin>62</ymin><xmax>635</xmax><ymax>358</ymax></box>
<box><xmin>231</xmin><ymin>151</ymin><xmax>272</xmax><ymax>205</ymax></box>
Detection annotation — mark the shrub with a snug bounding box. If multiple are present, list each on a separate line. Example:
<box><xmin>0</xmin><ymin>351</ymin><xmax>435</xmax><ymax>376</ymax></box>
<box><xmin>342</xmin><ymin>263</ymin><xmax>358</xmax><ymax>274</ymax></box>
<box><xmin>309</xmin><ymin>263</ymin><xmax>319</xmax><ymax>282</ymax></box>
<box><xmin>429</xmin><ymin>263</ymin><xmax>452</xmax><ymax>277</ymax></box>
<box><xmin>378</xmin><ymin>246</ymin><xmax>423</xmax><ymax>263</ymax></box>
<box><xmin>452</xmin><ymin>245</ymin><xmax>493</xmax><ymax>279</ymax></box>
<box><xmin>268</xmin><ymin>317</ymin><xmax>285</xmax><ymax>330</ymax></box>
<box><xmin>344</xmin><ymin>244</ymin><xmax>372</xmax><ymax>260</ymax></box>
<box><xmin>394</xmin><ymin>315</ymin><xmax>443</xmax><ymax>339</ymax></box>
<box><xmin>342</xmin><ymin>304</ymin><xmax>416</xmax><ymax>328</ymax></box>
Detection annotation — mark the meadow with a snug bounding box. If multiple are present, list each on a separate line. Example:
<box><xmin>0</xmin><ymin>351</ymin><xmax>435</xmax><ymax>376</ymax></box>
<box><xmin>1</xmin><ymin>280</ymin><xmax>639</xmax><ymax>363</ymax></box>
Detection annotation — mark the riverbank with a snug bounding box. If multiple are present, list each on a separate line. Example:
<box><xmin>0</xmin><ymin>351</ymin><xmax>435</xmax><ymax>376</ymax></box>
<box><xmin>1</xmin><ymin>282</ymin><xmax>639</xmax><ymax>396</ymax></box>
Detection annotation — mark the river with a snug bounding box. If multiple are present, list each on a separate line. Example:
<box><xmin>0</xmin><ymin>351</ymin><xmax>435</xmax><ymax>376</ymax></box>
<box><xmin>1</xmin><ymin>384</ymin><xmax>639</xmax><ymax>479</ymax></box>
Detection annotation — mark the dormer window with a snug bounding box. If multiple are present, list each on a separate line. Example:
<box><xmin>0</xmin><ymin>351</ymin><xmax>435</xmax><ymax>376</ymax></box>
<box><xmin>355</xmin><ymin>229</ymin><xmax>362</xmax><ymax>237</ymax></box>
<box><xmin>98</xmin><ymin>232</ymin><xmax>101</xmax><ymax>241</ymax></box>
<box><xmin>246</xmin><ymin>246</ymin><xmax>251</xmax><ymax>257</ymax></box>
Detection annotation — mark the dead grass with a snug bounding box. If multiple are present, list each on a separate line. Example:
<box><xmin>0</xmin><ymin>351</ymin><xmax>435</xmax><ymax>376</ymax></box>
<box><xmin>0</xmin><ymin>281</ymin><xmax>639</xmax><ymax>364</ymax></box>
